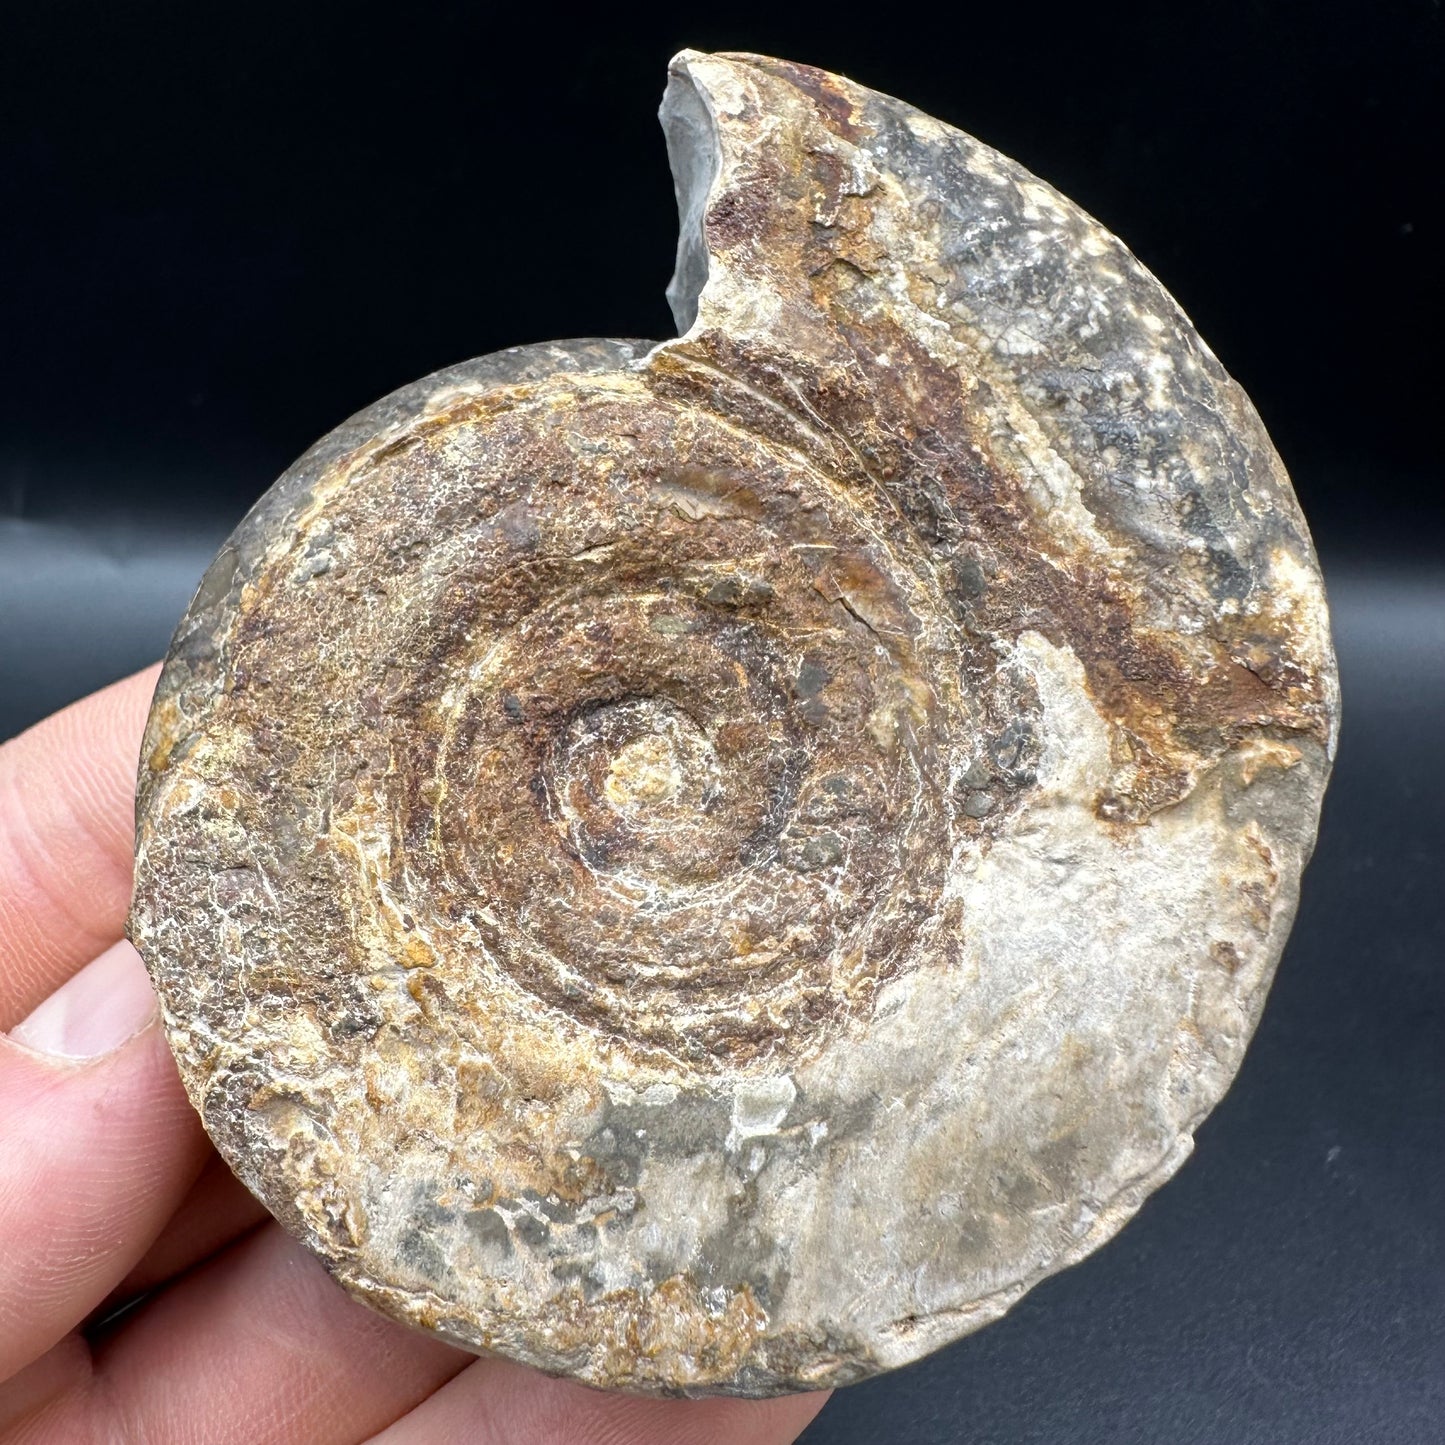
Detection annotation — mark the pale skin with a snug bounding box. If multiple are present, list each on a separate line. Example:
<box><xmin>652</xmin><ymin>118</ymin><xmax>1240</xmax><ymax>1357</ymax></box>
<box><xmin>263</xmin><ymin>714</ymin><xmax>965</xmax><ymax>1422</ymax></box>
<box><xmin>0</xmin><ymin>666</ymin><xmax>831</xmax><ymax>1444</ymax></box>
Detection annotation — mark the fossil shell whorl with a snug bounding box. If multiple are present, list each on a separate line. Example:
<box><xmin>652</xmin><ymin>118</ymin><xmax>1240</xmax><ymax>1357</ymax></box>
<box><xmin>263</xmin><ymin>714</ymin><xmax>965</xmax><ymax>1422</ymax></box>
<box><xmin>129</xmin><ymin>51</ymin><xmax>1338</xmax><ymax>1396</ymax></box>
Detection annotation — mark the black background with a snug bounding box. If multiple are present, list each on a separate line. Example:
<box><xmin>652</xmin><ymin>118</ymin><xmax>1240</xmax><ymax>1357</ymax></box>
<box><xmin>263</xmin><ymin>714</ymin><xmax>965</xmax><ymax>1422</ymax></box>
<box><xmin>1</xmin><ymin>3</ymin><xmax>1441</xmax><ymax>1442</ymax></box>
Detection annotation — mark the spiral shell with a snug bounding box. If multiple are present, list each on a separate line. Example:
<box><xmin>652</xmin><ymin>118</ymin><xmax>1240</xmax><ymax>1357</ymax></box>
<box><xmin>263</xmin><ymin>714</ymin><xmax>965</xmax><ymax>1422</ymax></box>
<box><xmin>130</xmin><ymin>51</ymin><xmax>1338</xmax><ymax>1395</ymax></box>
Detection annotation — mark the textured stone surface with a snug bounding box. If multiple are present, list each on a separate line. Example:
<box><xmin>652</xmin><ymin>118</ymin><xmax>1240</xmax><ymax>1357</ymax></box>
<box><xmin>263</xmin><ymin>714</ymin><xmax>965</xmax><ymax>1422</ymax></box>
<box><xmin>129</xmin><ymin>51</ymin><xmax>1338</xmax><ymax>1395</ymax></box>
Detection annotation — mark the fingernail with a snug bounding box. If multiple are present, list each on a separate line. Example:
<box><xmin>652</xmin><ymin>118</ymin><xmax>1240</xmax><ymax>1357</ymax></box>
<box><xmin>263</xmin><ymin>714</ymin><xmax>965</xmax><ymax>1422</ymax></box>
<box><xmin>8</xmin><ymin>940</ymin><xmax>158</xmax><ymax>1060</ymax></box>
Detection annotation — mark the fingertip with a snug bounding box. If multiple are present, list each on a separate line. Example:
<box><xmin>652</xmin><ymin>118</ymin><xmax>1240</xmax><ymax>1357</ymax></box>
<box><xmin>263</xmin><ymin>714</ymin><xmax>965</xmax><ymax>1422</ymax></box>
<box><xmin>8</xmin><ymin>940</ymin><xmax>157</xmax><ymax>1061</ymax></box>
<box><xmin>0</xmin><ymin>662</ymin><xmax>164</xmax><ymax>1025</ymax></box>
<box><xmin>0</xmin><ymin>972</ymin><xmax>206</xmax><ymax>1379</ymax></box>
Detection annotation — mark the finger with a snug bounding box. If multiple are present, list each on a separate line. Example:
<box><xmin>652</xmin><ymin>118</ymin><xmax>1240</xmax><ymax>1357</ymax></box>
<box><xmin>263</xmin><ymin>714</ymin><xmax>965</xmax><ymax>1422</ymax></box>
<box><xmin>367</xmin><ymin>1355</ymin><xmax>832</xmax><ymax>1445</ymax></box>
<box><xmin>0</xmin><ymin>940</ymin><xmax>209</xmax><ymax>1381</ymax></box>
<box><xmin>0</xmin><ymin>1332</ymin><xmax>90</xmax><ymax>1438</ymax></box>
<box><xmin>91</xmin><ymin>1150</ymin><xmax>270</xmax><ymax>1323</ymax></box>
<box><xmin>5</xmin><ymin>1229</ymin><xmax>466</xmax><ymax>1444</ymax></box>
<box><xmin>0</xmin><ymin>664</ymin><xmax>160</xmax><ymax>1028</ymax></box>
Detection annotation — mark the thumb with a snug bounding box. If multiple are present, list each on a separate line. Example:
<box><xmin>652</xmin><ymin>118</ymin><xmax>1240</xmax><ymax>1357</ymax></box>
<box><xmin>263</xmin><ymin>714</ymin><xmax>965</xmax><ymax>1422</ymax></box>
<box><xmin>0</xmin><ymin>941</ymin><xmax>208</xmax><ymax>1382</ymax></box>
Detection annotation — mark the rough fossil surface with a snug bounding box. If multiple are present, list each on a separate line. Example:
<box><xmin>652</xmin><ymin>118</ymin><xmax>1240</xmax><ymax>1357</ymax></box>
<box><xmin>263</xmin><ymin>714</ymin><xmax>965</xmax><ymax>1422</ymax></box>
<box><xmin>130</xmin><ymin>51</ymin><xmax>1339</xmax><ymax>1395</ymax></box>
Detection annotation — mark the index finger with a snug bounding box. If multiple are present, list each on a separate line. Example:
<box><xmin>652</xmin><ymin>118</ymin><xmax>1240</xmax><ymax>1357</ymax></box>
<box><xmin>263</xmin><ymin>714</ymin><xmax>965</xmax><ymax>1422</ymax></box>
<box><xmin>364</xmin><ymin>1353</ymin><xmax>831</xmax><ymax>1445</ymax></box>
<box><xmin>0</xmin><ymin>664</ymin><xmax>159</xmax><ymax>1027</ymax></box>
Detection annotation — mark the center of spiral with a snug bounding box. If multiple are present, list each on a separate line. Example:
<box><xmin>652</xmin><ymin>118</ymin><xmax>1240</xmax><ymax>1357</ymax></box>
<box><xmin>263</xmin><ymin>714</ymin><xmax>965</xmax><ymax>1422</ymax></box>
<box><xmin>551</xmin><ymin>696</ymin><xmax>732</xmax><ymax>882</ymax></box>
<box><xmin>604</xmin><ymin>733</ymin><xmax>682</xmax><ymax>811</ymax></box>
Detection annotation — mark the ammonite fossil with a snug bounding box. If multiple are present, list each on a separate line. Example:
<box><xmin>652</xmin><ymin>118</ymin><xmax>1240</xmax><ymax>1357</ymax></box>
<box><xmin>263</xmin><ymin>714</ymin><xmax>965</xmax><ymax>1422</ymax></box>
<box><xmin>130</xmin><ymin>50</ymin><xmax>1339</xmax><ymax>1395</ymax></box>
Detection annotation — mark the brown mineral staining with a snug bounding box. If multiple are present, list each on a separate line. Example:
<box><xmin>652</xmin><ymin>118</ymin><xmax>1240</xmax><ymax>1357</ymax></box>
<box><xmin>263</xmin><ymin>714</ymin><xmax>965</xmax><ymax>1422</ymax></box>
<box><xmin>1210</xmin><ymin>941</ymin><xmax>1244</xmax><ymax>976</ymax></box>
<box><xmin>130</xmin><ymin>50</ymin><xmax>1337</xmax><ymax>1395</ymax></box>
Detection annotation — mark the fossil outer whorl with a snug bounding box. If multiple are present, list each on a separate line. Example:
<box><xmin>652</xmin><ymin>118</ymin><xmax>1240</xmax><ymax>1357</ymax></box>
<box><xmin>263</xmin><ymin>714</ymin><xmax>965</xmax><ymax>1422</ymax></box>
<box><xmin>129</xmin><ymin>52</ymin><xmax>1338</xmax><ymax>1395</ymax></box>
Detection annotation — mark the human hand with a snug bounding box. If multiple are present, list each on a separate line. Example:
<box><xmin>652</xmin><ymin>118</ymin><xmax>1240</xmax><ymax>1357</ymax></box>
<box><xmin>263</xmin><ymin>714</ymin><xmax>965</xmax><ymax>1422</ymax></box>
<box><xmin>0</xmin><ymin>666</ymin><xmax>831</xmax><ymax>1443</ymax></box>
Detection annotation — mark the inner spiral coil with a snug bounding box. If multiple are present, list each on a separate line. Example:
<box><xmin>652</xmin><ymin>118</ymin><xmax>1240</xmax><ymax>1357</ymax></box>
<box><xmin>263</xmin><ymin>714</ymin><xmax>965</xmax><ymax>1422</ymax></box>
<box><xmin>235</xmin><ymin>380</ymin><xmax>1002</xmax><ymax>1069</ymax></box>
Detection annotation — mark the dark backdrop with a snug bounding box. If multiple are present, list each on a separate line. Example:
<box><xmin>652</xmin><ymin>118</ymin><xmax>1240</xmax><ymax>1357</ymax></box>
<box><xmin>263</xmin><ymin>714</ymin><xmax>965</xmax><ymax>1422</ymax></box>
<box><xmin>1</xmin><ymin>3</ymin><xmax>1441</xmax><ymax>1442</ymax></box>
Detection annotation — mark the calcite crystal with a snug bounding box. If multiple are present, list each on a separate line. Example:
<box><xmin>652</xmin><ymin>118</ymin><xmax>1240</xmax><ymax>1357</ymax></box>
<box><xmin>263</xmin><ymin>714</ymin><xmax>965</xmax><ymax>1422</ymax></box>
<box><xmin>129</xmin><ymin>51</ymin><xmax>1338</xmax><ymax>1395</ymax></box>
